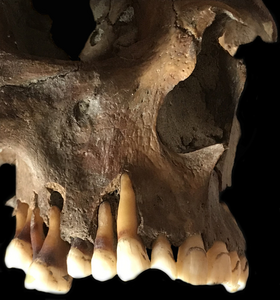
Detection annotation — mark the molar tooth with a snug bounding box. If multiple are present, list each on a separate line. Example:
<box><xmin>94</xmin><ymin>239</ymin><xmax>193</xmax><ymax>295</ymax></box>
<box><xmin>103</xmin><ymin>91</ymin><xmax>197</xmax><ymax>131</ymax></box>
<box><xmin>5</xmin><ymin>201</ymin><xmax>33</xmax><ymax>273</ymax></box>
<box><xmin>116</xmin><ymin>173</ymin><xmax>150</xmax><ymax>281</ymax></box>
<box><xmin>207</xmin><ymin>241</ymin><xmax>231</xmax><ymax>287</ymax></box>
<box><xmin>67</xmin><ymin>238</ymin><xmax>93</xmax><ymax>278</ymax></box>
<box><xmin>150</xmin><ymin>234</ymin><xmax>177</xmax><ymax>280</ymax></box>
<box><xmin>25</xmin><ymin>206</ymin><xmax>72</xmax><ymax>294</ymax></box>
<box><xmin>223</xmin><ymin>251</ymin><xmax>241</xmax><ymax>293</ymax></box>
<box><xmin>237</xmin><ymin>256</ymin><xmax>249</xmax><ymax>291</ymax></box>
<box><xmin>92</xmin><ymin>201</ymin><xmax>117</xmax><ymax>281</ymax></box>
<box><xmin>177</xmin><ymin>234</ymin><xmax>208</xmax><ymax>285</ymax></box>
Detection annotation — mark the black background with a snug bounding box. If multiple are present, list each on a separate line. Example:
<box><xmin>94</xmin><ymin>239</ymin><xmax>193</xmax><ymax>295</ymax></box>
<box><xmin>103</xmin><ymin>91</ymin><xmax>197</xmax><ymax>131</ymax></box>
<box><xmin>0</xmin><ymin>0</ymin><xmax>279</xmax><ymax>299</ymax></box>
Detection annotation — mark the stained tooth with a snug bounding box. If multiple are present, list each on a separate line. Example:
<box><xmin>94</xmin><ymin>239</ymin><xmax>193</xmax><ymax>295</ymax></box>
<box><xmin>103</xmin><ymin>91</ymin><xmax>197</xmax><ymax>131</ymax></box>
<box><xmin>92</xmin><ymin>201</ymin><xmax>117</xmax><ymax>281</ymax></box>
<box><xmin>207</xmin><ymin>241</ymin><xmax>231</xmax><ymax>286</ymax></box>
<box><xmin>25</xmin><ymin>206</ymin><xmax>72</xmax><ymax>294</ymax></box>
<box><xmin>150</xmin><ymin>234</ymin><xmax>176</xmax><ymax>280</ymax></box>
<box><xmin>116</xmin><ymin>173</ymin><xmax>150</xmax><ymax>281</ymax></box>
<box><xmin>223</xmin><ymin>251</ymin><xmax>241</xmax><ymax>293</ymax></box>
<box><xmin>237</xmin><ymin>256</ymin><xmax>249</xmax><ymax>291</ymax></box>
<box><xmin>67</xmin><ymin>238</ymin><xmax>93</xmax><ymax>278</ymax></box>
<box><xmin>5</xmin><ymin>201</ymin><xmax>33</xmax><ymax>273</ymax></box>
<box><xmin>177</xmin><ymin>234</ymin><xmax>208</xmax><ymax>285</ymax></box>
<box><xmin>30</xmin><ymin>207</ymin><xmax>45</xmax><ymax>258</ymax></box>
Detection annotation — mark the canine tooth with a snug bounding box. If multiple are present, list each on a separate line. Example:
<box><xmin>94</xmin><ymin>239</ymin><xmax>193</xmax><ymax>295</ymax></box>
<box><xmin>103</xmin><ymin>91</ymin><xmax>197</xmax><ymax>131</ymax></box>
<box><xmin>5</xmin><ymin>201</ymin><xmax>33</xmax><ymax>273</ymax></box>
<box><xmin>25</xmin><ymin>206</ymin><xmax>72</xmax><ymax>294</ymax></box>
<box><xmin>92</xmin><ymin>201</ymin><xmax>117</xmax><ymax>281</ymax></box>
<box><xmin>207</xmin><ymin>241</ymin><xmax>231</xmax><ymax>286</ymax></box>
<box><xmin>237</xmin><ymin>256</ymin><xmax>249</xmax><ymax>291</ymax></box>
<box><xmin>150</xmin><ymin>234</ymin><xmax>176</xmax><ymax>280</ymax></box>
<box><xmin>67</xmin><ymin>238</ymin><xmax>93</xmax><ymax>278</ymax></box>
<box><xmin>223</xmin><ymin>251</ymin><xmax>241</xmax><ymax>293</ymax></box>
<box><xmin>177</xmin><ymin>234</ymin><xmax>208</xmax><ymax>285</ymax></box>
<box><xmin>116</xmin><ymin>173</ymin><xmax>150</xmax><ymax>281</ymax></box>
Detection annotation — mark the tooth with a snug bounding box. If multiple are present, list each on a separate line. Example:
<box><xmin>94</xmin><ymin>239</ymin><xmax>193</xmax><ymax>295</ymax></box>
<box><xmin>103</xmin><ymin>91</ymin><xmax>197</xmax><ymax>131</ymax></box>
<box><xmin>5</xmin><ymin>201</ymin><xmax>33</xmax><ymax>273</ymax></box>
<box><xmin>207</xmin><ymin>241</ymin><xmax>231</xmax><ymax>286</ymax></box>
<box><xmin>116</xmin><ymin>173</ymin><xmax>150</xmax><ymax>281</ymax></box>
<box><xmin>223</xmin><ymin>251</ymin><xmax>241</xmax><ymax>293</ymax></box>
<box><xmin>150</xmin><ymin>234</ymin><xmax>176</xmax><ymax>280</ymax></box>
<box><xmin>92</xmin><ymin>201</ymin><xmax>117</xmax><ymax>281</ymax></box>
<box><xmin>30</xmin><ymin>207</ymin><xmax>45</xmax><ymax>258</ymax></box>
<box><xmin>24</xmin><ymin>206</ymin><xmax>72</xmax><ymax>294</ymax></box>
<box><xmin>237</xmin><ymin>256</ymin><xmax>249</xmax><ymax>291</ymax></box>
<box><xmin>177</xmin><ymin>234</ymin><xmax>208</xmax><ymax>285</ymax></box>
<box><xmin>67</xmin><ymin>238</ymin><xmax>93</xmax><ymax>278</ymax></box>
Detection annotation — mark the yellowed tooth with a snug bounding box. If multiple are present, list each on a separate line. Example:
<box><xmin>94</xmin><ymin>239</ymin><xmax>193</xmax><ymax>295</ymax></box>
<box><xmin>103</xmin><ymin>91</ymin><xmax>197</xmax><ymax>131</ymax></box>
<box><xmin>25</xmin><ymin>206</ymin><xmax>72</xmax><ymax>294</ymax></box>
<box><xmin>207</xmin><ymin>241</ymin><xmax>231</xmax><ymax>286</ymax></box>
<box><xmin>92</xmin><ymin>201</ymin><xmax>117</xmax><ymax>281</ymax></box>
<box><xmin>177</xmin><ymin>234</ymin><xmax>208</xmax><ymax>285</ymax></box>
<box><xmin>150</xmin><ymin>234</ymin><xmax>176</xmax><ymax>280</ymax></box>
<box><xmin>30</xmin><ymin>207</ymin><xmax>45</xmax><ymax>258</ymax></box>
<box><xmin>116</xmin><ymin>173</ymin><xmax>150</xmax><ymax>281</ymax></box>
<box><xmin>67</xmin><ymin>238</ymin><xmax>93</xmax><ymax>278</ymax></box>
<box><xmin>223</xmin><ymin>251</ymin><xmax>241</xmax><ymax>293</ymax></box>
<box><xmin>237</xmin><ymin>256</ymin><xmax>249</xmax><ymax>291</ymax></box>
<box><xmin>5</xmin><ymin>201</ymin><xmax>33</xmax><ymax>273</ymax></box>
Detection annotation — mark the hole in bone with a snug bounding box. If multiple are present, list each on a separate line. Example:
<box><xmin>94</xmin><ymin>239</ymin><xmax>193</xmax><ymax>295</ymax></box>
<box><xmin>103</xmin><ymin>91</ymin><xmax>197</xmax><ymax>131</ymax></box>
<box><xmin>157</xmin><ymin>14</ymin><xmax>238</xmax><ymax>154</ymax></box>
<box><xmin>48</xmin><ymin>190</ymin><xmax>64</xmax><ymax>211</ymax></box>
<box><xmin>0</xmin><ymin>164</ymin><xmax>16</xmax><ymax>204</ymax></box>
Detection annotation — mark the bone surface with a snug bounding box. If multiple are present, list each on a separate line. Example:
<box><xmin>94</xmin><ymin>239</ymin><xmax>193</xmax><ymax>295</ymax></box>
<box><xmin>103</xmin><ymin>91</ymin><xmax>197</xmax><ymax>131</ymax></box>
<box><xmin>5</xmin><ymin>201</ymin><xmax>33</xmax><ymax>273</ymax></box>
<box><xmin>177</xmin><ymin>234</ymin><xmax>208</xmax><ymax>285</ymax></box>
<box><xmin>150</xmin><ymin>234</ymin><xmax>177</xmax><ymax>280</ymax></box>
<box><xmin>92</xmin><ymin>201</ymin><xmax>117</xmax><ymax>281</ymax></box>
<box><xmin>117</xmin><ymin>173</ymin><xmax>150</xmax><ymax>281</ymax></box>
<box><xmin>25</xmin><ymin>206</ymin><xmax>72</xmax><ymax>294</ymax></box>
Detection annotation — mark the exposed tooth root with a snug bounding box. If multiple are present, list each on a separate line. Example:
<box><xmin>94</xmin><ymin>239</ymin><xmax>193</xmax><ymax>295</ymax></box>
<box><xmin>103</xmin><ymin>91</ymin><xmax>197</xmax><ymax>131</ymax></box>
<box><xmin>92</xmin><ymin>201</ymin><xmax>117</xmax><ymax>281</ymax></box>
<box><xmin>177</xmin><ymin>234</ymin><xmax>208</xmax><ymax>285</ymax></box>
<box><xmin>150</xmin><ymin>234</ymin><xmax>176</xmax><ymax>280</ymax></box>
<box><xmin>30</xmin><ymin>207</ymin><xmax>45</xmax><ymax>258</ymax></box>
<box><xmin>207</xmin><ymin>241</ymin><xmax>231</xmax><ymax>286</ymax></box>
<box><xmin>67</xmin><ymin>238</ymin><xmax>93</xmax><ymax>278</ymax></box>
<box><xmin>25</xmin><ymin>206</ymin><xmax>72</xmax><ymax>294</ymax></box>
<box><xmin>223</xmin><ymin>251</ymin><xmax>241</xmax><ymax>293</ymax></box>
<box><xmin>5</xmin><ymin>201</ymin><xmax>33</xmax><ymax>273</ymax></box>
<box><xmin>116</xmin><ymin>173</ymin><xmax>150</xmax><ymax>281</ymax></box>
<box><xmin>237</xmin><ymin>256</ymin><xmax>249</xmax><ymax>291</ymax></box>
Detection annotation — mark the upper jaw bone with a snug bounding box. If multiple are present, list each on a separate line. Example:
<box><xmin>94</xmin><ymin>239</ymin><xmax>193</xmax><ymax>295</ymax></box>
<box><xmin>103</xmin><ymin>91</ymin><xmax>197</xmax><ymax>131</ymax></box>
<box><xmin>116</xmin><ymin>173</ymin><xmax>150</xmax><ymax>281</ymax></box>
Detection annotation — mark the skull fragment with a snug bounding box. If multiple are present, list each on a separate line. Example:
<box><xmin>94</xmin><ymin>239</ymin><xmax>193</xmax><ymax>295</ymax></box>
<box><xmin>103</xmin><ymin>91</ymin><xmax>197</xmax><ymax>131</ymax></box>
<box><xmin>0</xmin><ymin>0</ymin><xmax>277</xmax><ymax>294</ymax></box>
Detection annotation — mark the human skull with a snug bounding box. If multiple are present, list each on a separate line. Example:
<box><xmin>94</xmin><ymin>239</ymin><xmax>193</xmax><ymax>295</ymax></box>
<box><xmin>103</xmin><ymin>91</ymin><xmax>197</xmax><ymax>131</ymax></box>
<box><xmin>0</xmin><ymin>0</ymin><xmax>277</xmax><ymax>294</ymax></box>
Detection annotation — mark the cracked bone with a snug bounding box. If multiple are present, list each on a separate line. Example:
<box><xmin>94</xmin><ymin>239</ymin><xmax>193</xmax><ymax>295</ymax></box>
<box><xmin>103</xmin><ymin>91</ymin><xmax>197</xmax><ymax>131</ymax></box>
<box><xmin>150</xmin><ymin>234</ymin><xmax>177</xmax><ymax>280</ymax></box>
<box><xmin>24</xmin><ymin>206</ymin><xmax>72</xmax><ymax>294</ymax></box>
<box><xmin>67</xmin><ymin>238</ymin><xmax>93</xmax><ymax>278</ymax></box>
<box><xmin>177</xmin><ymin>234</ymin><xmax>208</xmax><ymax>285</ymax></box>
<box><xmin>5</xmin><ymin>201</ymin><xmax>33</xmax><ymax>273</ymax></box>
<box><xmin>91</xmin><ymin>201</ymin><xmax>117</xmax><ymax>281</ymax></box>
<box><xmin>116</xmin><ymin>173</ymin><xmax>150</xmax><ymax>281</ymax></box>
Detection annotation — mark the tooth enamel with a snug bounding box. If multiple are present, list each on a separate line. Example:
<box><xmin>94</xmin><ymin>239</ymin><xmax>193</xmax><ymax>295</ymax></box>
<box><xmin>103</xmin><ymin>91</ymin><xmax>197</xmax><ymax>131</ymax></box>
<box><xmin>67</xmin><ymin>238</ymin><xmax>93</xmax><ymax>278</ymax></box>
<box><xmin>30</xmin><ymin>207</ymin><xmax>45</xmax><ymax>258</ymax></box>
<box><xmin>177</xmin><ymin>234</ymin><xmax>208</xmax><ymax>285</ymax></box>
<box><xmin>207</xmin><ymin>241</ymin><xmax>231</xmax><ymax>286</ymax></box>
<box><xmin>150</xmin><ymin>234</ymin><xmax>176</xmax><ymax>280</ymax></box>
<box><xmin>116</xmin><ymin>173</ymin><xmax>150</xmax><ymax>281</ymax></box>
<box><xmin>25</xmin><ymin>206</ymin><xmax>72</xmax><ymax>294</ymax></box>
<box><xmin>91</xmin><ymin>201</ymin><xmax>117</xmax><ymax>281</ymax></box>
<box><xmin>5</xmin><ymin>201</ymin><xmax>33</xmax><ymax>273</ymax></box>
<box><xmin>223</xmin><ymin>251</ymin><xmax>241</xmax><ymax>293</ymax></box>
<box><xmin>237</xmin><ymin>256</ymin><xmax>249</xmax><ymax>291</ymax></box>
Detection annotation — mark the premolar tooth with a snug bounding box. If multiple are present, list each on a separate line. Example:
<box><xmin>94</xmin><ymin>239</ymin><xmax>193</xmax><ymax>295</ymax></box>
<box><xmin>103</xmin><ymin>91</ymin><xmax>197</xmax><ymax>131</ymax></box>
<box><xmin>5</xmin><ymin>201</ymin><xmax>33</xmax><ymax>273</ymax></box>
<box><xmin>237</xmin><ymin>256</ymin><xmax>249</xmax><ymax>291</ymax></box>
<box><xmin>67</xmin><ymin>238</ymin><xmax>93</xmax><ymax>278</ymax></box>
<box><xmin>207</xmin><ymin>241</ymin><xmax>231</xmax><ymax>286</ymax></box>
<box><xmin>116</xmin><ymin>173</ymin><xmax>150</xmax><ymax>281</ymax></box>
<box><xmin>150</xmin><ymin>234</ymin><xmax>176</xmax><ymax>280</ymax></box>
<box><xmin>92</xmin><ymin>201</ymin><xmax>117</xmax><ymax>281</ymax></box>
<box><xmin>25</xmin><ymin>206</ymin><xmax>72</xmax><ymax>294</ymax></box>
<box><xmin>30</xmin><ymin>207</ymin><xmax>45</xmax><ymax>258</ymax></box>
<box><xmin>177</xmin><ymin>234</ymin><xmax>208</xmax><ymax>285</ymax></box>
<box><xmin>223</xmin><ymin>251</ymin><xmax>241</xmax><ymax>293</ymax></box>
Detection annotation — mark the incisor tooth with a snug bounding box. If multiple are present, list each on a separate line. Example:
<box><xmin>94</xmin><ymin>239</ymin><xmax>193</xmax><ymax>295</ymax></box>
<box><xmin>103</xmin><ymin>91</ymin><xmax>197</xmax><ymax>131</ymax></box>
<box><xmin>207</xmin><ymin>241</ymin><xmax>231</xmax><ymax>286</ymax></box>
<box><xmin>150</xmin><ymin>234</ymin><xmax>176</xmax><ymax>280</ymax></box>
<box><xmin>237</xmin><ymin>256</ymin><xmax>249</xmax><ymax>291</ymax></box>
<box><xmin>67</xmin><ymin>238</ymin><xmax>93</xmax><ymax>278</ymax></box>
<box><xmin>116</xmin><ymin>173</ymin><xmax>150</xmax><ymax>281</ymax></box>
<box><xmin>5</xmin><ymin>201</ymin><xmax>33</xmax><ymax>273</ymax></box>
<box><xmin>223</xmin><ymin>251</ymin><xmax>241</xmax><ymax>293</ymax></box>
<box><xmin>177</xmin><ymin>234</ymin><xmax>208</xmax><ymax>285</ymax></box>
<box><xmin>92</xmin><ymin>201</ymin><xmax>117</xmax><ymax>281</ymax></box>
<box><xmin>25</xmin><ymin>206</ymin><xmax>72</xmax><ymax>294</ymax></box>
